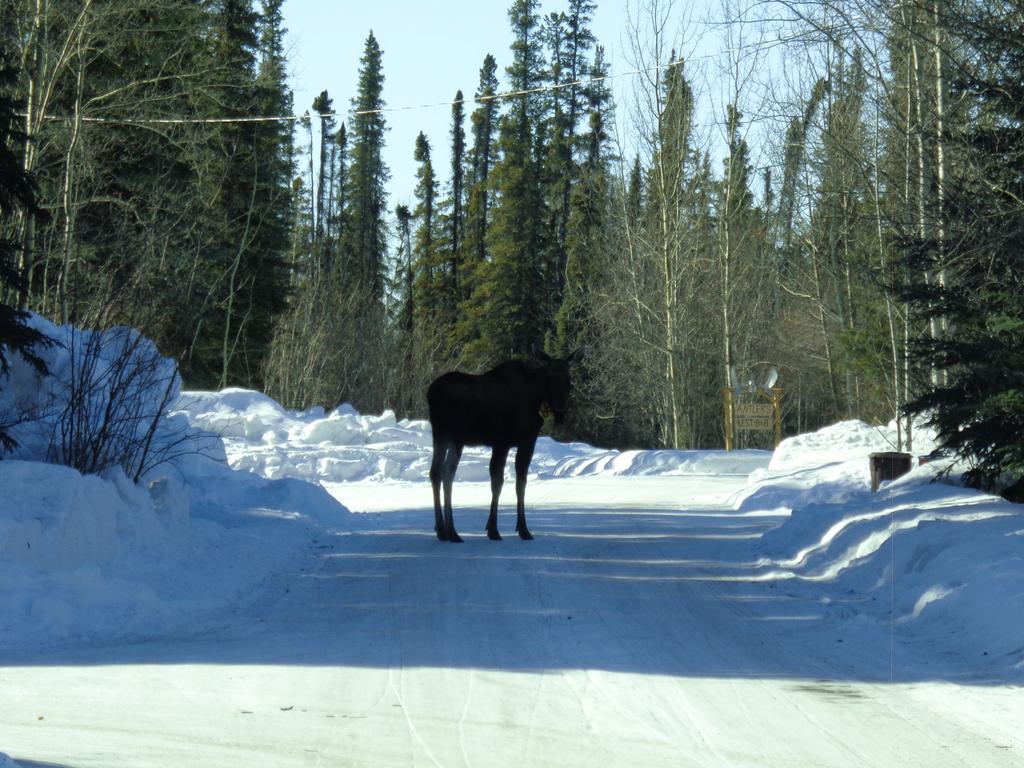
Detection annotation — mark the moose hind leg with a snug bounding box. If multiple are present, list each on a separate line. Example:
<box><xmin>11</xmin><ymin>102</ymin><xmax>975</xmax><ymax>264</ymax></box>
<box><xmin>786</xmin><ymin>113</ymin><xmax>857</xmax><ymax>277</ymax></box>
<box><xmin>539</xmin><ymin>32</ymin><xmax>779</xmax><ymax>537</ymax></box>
<box><xmin>430</xmin><ymin>440</ymin><xmax>448</xmax><ymax>540</ymax></box>
<box><xmin>443</xmin><ymin>444</ymin><xmax>464</xmax><ymax>543</ymax></box>
<box><xmin>514</xmin><ymin>440</ymin><xmax>536</xmax><ymax>540</ymax></box>
<box><xmin>486</xmin><ymin>446</ymin><xmax>510</xmax><ymax>540</ymax></box>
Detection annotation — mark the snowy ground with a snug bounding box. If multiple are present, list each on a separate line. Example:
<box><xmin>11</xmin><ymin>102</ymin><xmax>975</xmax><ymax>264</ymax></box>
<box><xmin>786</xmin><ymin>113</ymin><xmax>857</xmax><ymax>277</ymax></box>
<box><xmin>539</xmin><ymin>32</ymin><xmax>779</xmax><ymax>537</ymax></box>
<box><xmin>2</xmin><ymin>377</ymin><xmax>1023</xmax><ymax>766</ymax></box>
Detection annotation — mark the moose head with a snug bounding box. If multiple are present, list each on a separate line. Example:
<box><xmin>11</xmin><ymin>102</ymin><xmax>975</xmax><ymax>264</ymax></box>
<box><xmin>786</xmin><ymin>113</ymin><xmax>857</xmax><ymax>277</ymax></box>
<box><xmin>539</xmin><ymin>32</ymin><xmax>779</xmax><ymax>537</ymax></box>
<box><xmin>529</xmin><ymin>342</ymin><xmax>585</xmax><ymax>425</ymax></box>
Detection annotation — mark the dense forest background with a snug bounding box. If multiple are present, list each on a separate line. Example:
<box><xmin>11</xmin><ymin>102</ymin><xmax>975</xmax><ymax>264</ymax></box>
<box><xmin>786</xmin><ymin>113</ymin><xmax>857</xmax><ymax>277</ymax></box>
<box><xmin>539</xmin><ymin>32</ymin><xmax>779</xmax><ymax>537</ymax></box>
<box><xmin>1</xmin><ymin>0</ymin><xmax>1022</xmax><ymax>492</ymax></box>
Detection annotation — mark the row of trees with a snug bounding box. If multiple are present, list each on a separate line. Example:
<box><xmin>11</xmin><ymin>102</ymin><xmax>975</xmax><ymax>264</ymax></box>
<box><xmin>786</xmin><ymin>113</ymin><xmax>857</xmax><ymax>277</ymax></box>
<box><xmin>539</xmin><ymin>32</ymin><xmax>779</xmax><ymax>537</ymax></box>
<box><xmin>1</xmin><ymin>0</ymin><xmax>294</xmax><ymax>388</ymax></box>
<box><xmin>2</xmin><ymin>0</ymin><xmax>1022</xmax><ymax>494</ymax></box>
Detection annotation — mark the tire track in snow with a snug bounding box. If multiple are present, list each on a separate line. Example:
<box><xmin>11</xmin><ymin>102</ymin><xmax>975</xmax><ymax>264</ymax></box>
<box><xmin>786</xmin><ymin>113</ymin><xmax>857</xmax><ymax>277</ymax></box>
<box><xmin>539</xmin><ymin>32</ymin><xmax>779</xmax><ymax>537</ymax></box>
<box><xmin>558</xmin><ymin>669</ymin><xmax>602</xmax><ymax>746</ymax></box>
<box><xmin>518</xmin><ymin>551</ymin><xmax>556</xmax><ymax>768</ymax></box>
<box><xmin>518</xmin><ymin>670</ymin><xmax>546</xmax><ymax>768</ymax></box>
<box><xmin>388</xmin><ymin>666</ymin><xmax>444</xmax><ymax>768</ymax></box>
<box><xmin>646</xmin><ymin>535</ymin><xmax>734</xmax><ymax>766</ymax></box>
<box><xmin>457</xmin><ymin>669</ymin><xmax>475</xmax><ymax>768</ymax></box>
<box><xmin>696</xmin><ymin>570</ymin><xmax>892</xmax><ymax>768</ymax></box>
<box><xmin>386</xmin><ymin>565</ymin><xmax>444</xmax><ymax>768</ymax></box>
<box><xmin>540</xmin><ymin>527</ymin><xmax>700</xmax><ymax>764</ymax></box>
<box><xmin>583</xmin><ymin>668</ymin><xmax>700</xmax><ymax>764</ymax></box>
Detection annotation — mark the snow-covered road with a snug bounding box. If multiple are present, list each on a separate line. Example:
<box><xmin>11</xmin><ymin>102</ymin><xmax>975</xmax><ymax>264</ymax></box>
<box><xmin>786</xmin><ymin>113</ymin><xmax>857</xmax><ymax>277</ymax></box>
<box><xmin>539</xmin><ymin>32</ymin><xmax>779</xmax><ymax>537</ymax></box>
<box><xmin>2</xmin><ymin>475</ymin><xmax>1020</xmax><ymax>767</ymax></box>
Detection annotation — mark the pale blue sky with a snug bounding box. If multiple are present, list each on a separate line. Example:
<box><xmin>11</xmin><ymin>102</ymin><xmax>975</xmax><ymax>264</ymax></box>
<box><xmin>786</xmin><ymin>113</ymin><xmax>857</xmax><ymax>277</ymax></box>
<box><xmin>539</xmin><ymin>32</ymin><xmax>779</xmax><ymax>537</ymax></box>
<box><xmin>281</xmin><ymin>1</ymin><xmax>663</xmax><ymax>208</ymax></box>
<box><xmin>279</xmin><ymin>1</ymin><xmax>771</xmax><ymax>210</ymax></box>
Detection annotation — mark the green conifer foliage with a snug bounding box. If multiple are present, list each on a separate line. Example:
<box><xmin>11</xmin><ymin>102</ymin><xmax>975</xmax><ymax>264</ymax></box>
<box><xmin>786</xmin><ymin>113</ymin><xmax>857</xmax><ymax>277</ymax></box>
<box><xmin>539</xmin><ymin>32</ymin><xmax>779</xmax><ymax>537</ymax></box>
<box><xmin>0</xmin><ymin>56</ymin><xmax>51</xmax><ymax>446</ymax></box>
<box><xmin>553</xmin><ymin>44</ymin><xmax>611</xmax><ymax>359</ymax></box>
<box><xmin>312</xmin><ymin>90</ymin><xmax>337</xmax><ymax>247</ymax></box>
<box><xmin>449</xmin><ymin>91</ymin><xmax>466</xmax><ymax>305</ymax></box>
<box><xmin>466</xmin><ymin>0</ymin><xmax>547</xmax><ymax>364</ymax></box>
<box><xmin>341</xmin><ymin>31</ymin><xmax>389</xmax><ymax>302</ymax></box>
<box><xmin>904</xmin><ymin>0</ymin><xmax>1024</xmax><ymax>496</ymax></box>
<box><xmin>458</xmin><ymin>54</ymin><xmax>500</xmax><ymax>325</ymax></box>
<box><xmin>412</xmin><ymin>131</ymin><xmax>439</xmax><ymax>328</ymax></box>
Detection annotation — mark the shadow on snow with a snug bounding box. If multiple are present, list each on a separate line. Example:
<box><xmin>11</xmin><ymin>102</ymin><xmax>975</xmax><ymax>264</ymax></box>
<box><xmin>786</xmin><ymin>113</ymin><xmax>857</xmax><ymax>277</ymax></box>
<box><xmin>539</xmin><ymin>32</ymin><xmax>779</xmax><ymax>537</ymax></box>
<box><xmin>4</xmin><ymin>499</ymin><xmax>1020</xmax><ymax>688</ymax></box>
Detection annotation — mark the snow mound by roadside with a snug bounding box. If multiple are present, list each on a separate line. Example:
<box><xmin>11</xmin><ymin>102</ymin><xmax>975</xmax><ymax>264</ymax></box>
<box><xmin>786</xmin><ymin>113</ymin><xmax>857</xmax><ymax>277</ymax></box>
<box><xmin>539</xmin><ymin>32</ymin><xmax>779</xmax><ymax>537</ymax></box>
<box><xmin>768</xmin><ymin>417</ymin><xmax>940</xmax><ymax>472</ymax></box>
<box><xmin>0</xmin><ymin>314</ymin><xmax>219</xmax><ymax>473</ymax></box>
<box><xmin>0</xmin><ymin>450</ymin><xmax>350</xmax><ymax>649</ymax></box>
<box><xmin>544</xmin><ymin>444</ymin><xmax>768</xmax><ymax>477</ymax></box>
<box><xmin>0</xmin><ymin>319</ymin><xmax>350</xmax><ymax>652</ymax></box>
<box><xmin>731</xmin><ymin>419</ymin><xmax>1024</xmax><ymax>675</ymax></box>
<box><xmin>177</xmin><ymin>387</ymin><xmax>773</xmax><ymax>483</ymax></box>
<box><xmin>0</xmin><ymin>461</ymin><xmax>167</xmax><ymax>570</ymax></box>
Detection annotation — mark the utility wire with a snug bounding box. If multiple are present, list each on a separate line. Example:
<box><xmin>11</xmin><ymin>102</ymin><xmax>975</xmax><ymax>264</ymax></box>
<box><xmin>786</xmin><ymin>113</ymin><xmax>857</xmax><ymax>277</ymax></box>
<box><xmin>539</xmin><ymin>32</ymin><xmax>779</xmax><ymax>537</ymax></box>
<box><xmin>23</xmin><ymin>30</ymin><xmax>805</xmax><ymax>127</ymax></box>
<box><xmin>24</xmin><ymin>58</ymin><xmax>686</xmax><ymax>127</ymax></box>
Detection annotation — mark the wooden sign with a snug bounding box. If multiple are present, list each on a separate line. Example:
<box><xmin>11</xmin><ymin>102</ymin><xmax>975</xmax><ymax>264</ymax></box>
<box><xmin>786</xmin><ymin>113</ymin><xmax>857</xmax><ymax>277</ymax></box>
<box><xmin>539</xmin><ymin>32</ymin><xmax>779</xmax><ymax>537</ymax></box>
<box><xmin>722</xmin><ymin>385</ymin><xmax>783</xmax><ymax>450</ymax></box>
<box><xmin>734</xmin><ymin>403</ymin><xmax>773</xmax><ymax>431</ymax></box>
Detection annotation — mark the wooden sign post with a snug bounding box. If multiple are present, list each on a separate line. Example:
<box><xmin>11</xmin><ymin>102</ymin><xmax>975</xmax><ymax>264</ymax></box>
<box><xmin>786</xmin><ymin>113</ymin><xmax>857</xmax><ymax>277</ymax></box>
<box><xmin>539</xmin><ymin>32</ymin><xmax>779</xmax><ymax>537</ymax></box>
<box><xmin>723</xmin><ymin>385</ymin><xmax>783</xmax><ymax>450</ymax></box>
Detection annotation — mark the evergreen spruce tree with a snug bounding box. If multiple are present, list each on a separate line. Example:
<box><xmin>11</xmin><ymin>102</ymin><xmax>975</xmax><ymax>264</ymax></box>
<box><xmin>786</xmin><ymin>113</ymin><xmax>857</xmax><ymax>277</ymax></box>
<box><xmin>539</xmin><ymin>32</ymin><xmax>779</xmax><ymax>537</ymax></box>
<box><xmin>194</xmin><ymin>0</ymin><xmax>292</xmax><ymax>388</ymax></box>
<box><xmin>0</xmin><ymin>55</ymin><xmax>50</xmax><ymax>449</ymax></box>
<box><xmin>542</xmin><ymin>10</ymin><xmax>572</xmax><ymax>321</ymax></box>
<box><xmin>551</xmin><ymin>45</ymin><xmax>612</xmax><ymax>442</ymax></box>
<box><xmin>312</xmin><ymin>90</ymin><xmax>337</xmax><ymax>248</ymax></box>
<box><xmin>341</xmin><ymin>31</ymin><xmax>389</xmax><ymax>301</ymax></box>
<box><xmin>626</xmin><ymin>154</ymin><xmax>644</xmax><ymax>223</ymax></box>
<box><xmin>257</xmin><ymin>0</ymin><xmax>295</xmax><ymax>206</ymax></box>
<box><xmin>252</xmin><ymin>0</ymin><xmax>295</xmax><ymax>333</ymax></box>
<box><xmin>543</xmin><ymin>0</ymin><xmax>596</xmax><ymax>315</ymax></box>
<box><xmin>412</xmin><ymin>131</ymin><xmax>439</xmax><ymax>329</ymax></box>
<box><xmin>448</xmin><ymin>91</ymin><xmax>466</xmax><ymax>308</ymax></box>
<box><xmin>459</xmin><ymin>55</ymin><xmax>500</xmax><ymax>312</ymax></box>
<box><xmin>903</xmin><ymin>0</ymin><xmax>1024</xmax><ymax>497</ymax></box>
<box><xmin>394</xmin><ymin>204</ymin><xmax>414</xmax><ymax>335</ymax></box>
<box><xmin>553</xmin><ymin>44</ymin><xmax>611</xmax><ymax>359</ymax></box>
<box><xmin>330</xmin><ymin>123</ymin><xmax>349</xmax><ymax>268</ymax></box>
<box><xmin>467</xmin><ymin>0</ymin><xmax>547</xmax><ymax>363</ymax></box>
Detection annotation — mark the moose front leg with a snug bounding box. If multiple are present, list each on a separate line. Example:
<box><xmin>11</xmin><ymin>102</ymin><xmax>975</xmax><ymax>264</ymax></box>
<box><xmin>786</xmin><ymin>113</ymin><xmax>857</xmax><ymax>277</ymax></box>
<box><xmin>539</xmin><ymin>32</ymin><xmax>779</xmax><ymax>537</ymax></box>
<box><xmin>442</xmin><ymin>443</ymin><xmax>464</xmax><ymax>543</ymax></box>
<box><xmin>486</xmin><ymin>445</ymin><xmax>510</xmax><ymax>540</ymax></box>
<box><xmin>514</xmin><ymin>440</ymin><xmax>536</xmax><ymax>540</ymax></box>
<box><xmin>430</xmin><ymin>439</ymin><xmax>447</xmax><ymax>540</ymax></box>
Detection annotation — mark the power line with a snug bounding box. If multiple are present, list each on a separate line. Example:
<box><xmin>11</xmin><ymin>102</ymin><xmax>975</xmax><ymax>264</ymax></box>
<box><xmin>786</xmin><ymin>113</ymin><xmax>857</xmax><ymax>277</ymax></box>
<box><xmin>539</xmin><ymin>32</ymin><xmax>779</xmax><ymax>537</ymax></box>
<box><xmin>25</xmin><ymin>57</ymin><xmax>685</xmax><ymax>127</ymax></box>
<box><xmin>24</xmin><ymin>27</ymin><xmax>801</xmax><ymax>128</ymax></box>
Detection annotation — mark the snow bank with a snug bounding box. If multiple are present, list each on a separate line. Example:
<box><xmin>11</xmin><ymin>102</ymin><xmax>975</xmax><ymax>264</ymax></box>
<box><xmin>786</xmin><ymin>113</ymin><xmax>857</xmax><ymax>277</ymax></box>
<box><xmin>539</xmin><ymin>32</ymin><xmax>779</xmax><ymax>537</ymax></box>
<box><xmin>177</xmin><ymin>387</ymin><xmax>773</xmax><ymax>483</ymax></box>
<box><xmin>0</xmin><ymin>314</ymin><xmax>221</xmax><ymax>474</ymax></box>
<box><xmin>0</xmin><ymin>444</ymin><xmax>349</xmax><ymax>649</ymax></box>
<box><xmin>733</xmin><ymin>419</ymin><xmax>1024</xmax><ymax>673</ymax></box>
<box><xmin>0</xmin><ymin>461</ymin><xmax>165</xmax><ymax>570</ymax></box>
<box><xmin>768</xmin><ymin>417</ymin><xmax>939</xmax><ymax>472</ymax></box>
<box><xmin>0</xmin><ymin>319</ymin><xmax>349</xmax><ymax>651</ymax></box>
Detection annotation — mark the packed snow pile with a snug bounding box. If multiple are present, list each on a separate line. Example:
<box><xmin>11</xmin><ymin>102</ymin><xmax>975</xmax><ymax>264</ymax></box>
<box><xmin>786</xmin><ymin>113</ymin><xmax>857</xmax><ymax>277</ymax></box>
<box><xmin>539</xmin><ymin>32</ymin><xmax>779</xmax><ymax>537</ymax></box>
<box><xmin>0</xmin><ymin>316</ymin><xmax>349</xmax><ymax>649</ymax></box>
<box><xmin>0</xmin><ymin>313</ymin><xmax>219</xmax><ymax>473</ymax></box>
<box><xmin>767</xmin><ymin>417</ymin><xmax>941</xmax><ymax>472</ymax></box>
<box><xmin>176</xmin><ymin>387</ymin><xmax>771</xmax><ymax>483</ymax></box>
<box><xmin>732</xmin><ymin>420</ymin><xmax>1023</xmax><ymax>675</ymax></box>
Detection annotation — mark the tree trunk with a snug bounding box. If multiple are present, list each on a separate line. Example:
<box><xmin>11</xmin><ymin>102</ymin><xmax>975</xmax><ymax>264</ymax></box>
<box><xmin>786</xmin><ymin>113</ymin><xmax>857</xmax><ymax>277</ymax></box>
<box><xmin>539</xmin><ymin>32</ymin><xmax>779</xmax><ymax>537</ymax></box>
<box><xmin>18</xmin><ymin>0</ymin><xmax>48</xmax><ymax>309</ymax></box>
<box><xmin>58</xmin><ymin>33</ymin><xmax>87</xmax><ymax>325</ymax></box>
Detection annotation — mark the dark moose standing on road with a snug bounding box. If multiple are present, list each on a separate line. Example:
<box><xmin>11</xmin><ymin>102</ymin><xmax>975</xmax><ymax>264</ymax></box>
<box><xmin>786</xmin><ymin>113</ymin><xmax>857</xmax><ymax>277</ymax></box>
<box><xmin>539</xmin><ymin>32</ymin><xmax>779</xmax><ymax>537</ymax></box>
<box><xmin>427</xmin><ymin>344</ymin><xmax>585</xmax><ymax>542</ymax></box>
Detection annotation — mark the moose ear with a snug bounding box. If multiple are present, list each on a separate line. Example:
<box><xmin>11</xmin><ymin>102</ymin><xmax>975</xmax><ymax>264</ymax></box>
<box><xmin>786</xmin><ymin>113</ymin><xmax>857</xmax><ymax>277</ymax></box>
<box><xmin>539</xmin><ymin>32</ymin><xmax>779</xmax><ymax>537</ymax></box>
<box><xmin>566</xmin><ymin>346</ymin><xmax>586</xmax><ymax>366</ymax></box>
<box><xmin>530</xmin><ymin>341</ymin><xmax>553</xmax><ymax>364</ymax></box>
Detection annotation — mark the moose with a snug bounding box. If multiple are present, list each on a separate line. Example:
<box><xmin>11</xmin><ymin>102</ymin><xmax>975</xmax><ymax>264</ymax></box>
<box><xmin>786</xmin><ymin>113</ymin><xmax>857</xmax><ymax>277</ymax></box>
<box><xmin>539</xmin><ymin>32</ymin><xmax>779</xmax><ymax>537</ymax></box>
<box><xmin>427</xmin><ymin>344</ymin><xmax>585</xmax><ymax>542</ymax></box>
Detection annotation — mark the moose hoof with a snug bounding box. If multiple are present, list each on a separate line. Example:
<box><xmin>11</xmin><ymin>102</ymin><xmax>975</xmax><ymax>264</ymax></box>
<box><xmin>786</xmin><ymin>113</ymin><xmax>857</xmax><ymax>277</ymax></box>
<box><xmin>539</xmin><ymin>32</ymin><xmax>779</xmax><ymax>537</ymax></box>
<box><xmin>448</xmin><ymin>530</ymin><xmax>464</xmax><ymax>543</ymax></box>
<box><xmin>486</xmin><ymin>528</ymin><xmax>502</xmax><ymax>541</ymax></box>
<box><xmin>517</xmin><ymin>528</ymin><xmax>534</xmax><ymax>541</ymax></box>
